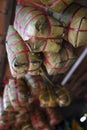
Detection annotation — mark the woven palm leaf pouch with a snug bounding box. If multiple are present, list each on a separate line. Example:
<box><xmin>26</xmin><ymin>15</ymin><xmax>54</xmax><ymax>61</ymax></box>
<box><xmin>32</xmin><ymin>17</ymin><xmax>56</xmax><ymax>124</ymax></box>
<box><xmin>6</xmin><ymin>26</ymin><xmax>43</xmax><ymax>78</ymax></box>
<box><xmin>14</xmin><ymin>5</ymin><xmax>65</xmax><ymax>52</ymax></box>
<box><xmin>57</xmin><ymin>3</ymin><xmax>87</xmax><ymax>47</ymax></box>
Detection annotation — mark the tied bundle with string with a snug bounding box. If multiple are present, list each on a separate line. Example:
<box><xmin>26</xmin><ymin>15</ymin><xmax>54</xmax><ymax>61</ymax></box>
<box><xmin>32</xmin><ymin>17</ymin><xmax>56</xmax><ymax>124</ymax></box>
<box><xmin>39</xmin><ymin>84</ymin><xmax>57</xmax><ymax>107</ymax></box>
<box><xmin>7</xmin><ymin>78</ymin><xmax>29</xmax><ymax>112</ymax></box>
<box><xmin>41</xmin><ymin>0</ymin><xmax>73</xmax><ymax>12</ymax></box>
<box><xmin>0</xmin><ymin>97</ymin><xmax>15</xmax><ymax>130</ymax></box>
<box><xmin>3</xmin><ymin>84</ymin><xmax>14</xmax><ymax>112</ymax></box>
<box><xmin>24</xmin><ymin>74</ymin><xmax>45</xmax><ymax>103</ymax></box>
<box><xmin>14</xmin><ymin>5</ymin><xmax>65</xmax><ymax>53</ymax></box>
<box><xmin>6</xmin><ymin>26</ymin><xmax>43</xmax><ymax>78</ymax></box>
<box><xmin>15</xmin><ymin>111</ymin><xmax>34</xmax><ymax>130</ymax></box>
<box><xmin>17</xmin><ymin>0</ymin><xmax>73</xmax><ymax>13</ymax></box>
<box><xmin>57</xmin><ymin>3</ymin><xmax>87</xmax><ymax>47</ymax></box>
<box><xmin>17</xmin><ymin>0</ymin><xmax>47</xmax><ymax>12</ymax></box>
<box><xmin>43</xmin><ymin>44</ymin><xmax>76</xmax><ymax>75</ymax></box>
<box><xmin>39</xmin><ymin>76</ymin><xmax>71</xmax><ymax>107</ymax></box>
<box><xmin>30</xmin><ymin>106</ymin><xmax>54</xmax><ymax>130</ymax></box>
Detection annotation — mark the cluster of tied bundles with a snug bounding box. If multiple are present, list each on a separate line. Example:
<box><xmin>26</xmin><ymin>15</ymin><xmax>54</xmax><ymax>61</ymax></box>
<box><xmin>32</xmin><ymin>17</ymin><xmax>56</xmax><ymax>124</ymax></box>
<box><xmin>6</xmin><ymin>5</ymin><xmax>76</xmax><ymax>78</ymax></box>
<box><xmin>1</xmin><ymin>76</ymin><xmax>70</xmax><ymax>129</ymax></box>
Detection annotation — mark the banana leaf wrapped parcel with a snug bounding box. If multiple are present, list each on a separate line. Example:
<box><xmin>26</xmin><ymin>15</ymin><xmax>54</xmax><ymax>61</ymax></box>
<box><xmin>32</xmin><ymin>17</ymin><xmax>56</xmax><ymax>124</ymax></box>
<box><xmin>0</xmin><ymin>97</ymin><xmax>15</xmax><ymax>129</ymax></box>
<box><xmin>14</xmin><ymin>5</ymin><xmax>65</xmax><ymax>52</ymax></box>
<box><xmin>57</xmin><ymin>3</ymin><xmax>87</xmax><ymax>47</ymax></box>
<box><xmin>17</xmin><ymin>0</ymin><xmax>73</xmax><ymax>13</ymax></box>
<box><xmin>39</xmin><ymin>84</ymin><xmax>70</xmax><ymax>107</ymax></box>
<box><xmin>41</xmin><ymin>0</ymin><xmax>73</xmax><ymax>12</ymax></box>
<box><xmin>3</xmin><ymin>84</ymin><xmax>14</xmax><ymax>112</ymax></box>
<box><xmin>17</xmin><ymin>0</ymin><xmax>42</xmax><ymax>5</ymax></box>
<box><xmin>44</xmin><ymin>45</ymin><xmax>75</xmax><ymax>75</ymax></box>
<box><xmin>30</xmin><ymin>107</ymin><xmax>53</xmax><ymax>130</ymax></box>
<box><xmin>8</xmin><ymin>78</ymin><xmax>29</xmax><ymax>112</ymax></box>
<box><xmin>6</xmin><ymin>26</ymin><xmax>43</xmax><ymax>78</ymax></box>
<box><xmin>24</xmin><ymin>74</ymin><xmax>44</xmax><ymax>96</ymax></box>
<box><xmin>39</xmin><ymin>85</ymin><xmax>57</xmax><ymax>107</ymax></box>
<box><xmin>15</xmin><ymin>112</ymin><xmax>31</xmax><ymax>128</ymax></box>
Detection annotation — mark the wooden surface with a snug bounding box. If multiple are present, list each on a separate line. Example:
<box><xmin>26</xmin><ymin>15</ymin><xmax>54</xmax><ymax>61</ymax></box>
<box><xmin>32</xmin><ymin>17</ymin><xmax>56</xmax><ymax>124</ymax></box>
<box><xmin>0</xmin><ymin>0</ymin><xmax>16</xmax><ymax>91</ymax></box>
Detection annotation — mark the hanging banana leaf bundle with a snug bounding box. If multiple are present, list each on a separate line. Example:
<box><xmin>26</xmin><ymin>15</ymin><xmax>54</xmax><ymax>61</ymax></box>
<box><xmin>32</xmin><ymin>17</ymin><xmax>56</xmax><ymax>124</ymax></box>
<box><xmin>55</xmin><ymin>86</ymin><xmax>71</xmax><ymax>107</ymax></box>
<box><xmin>21</xmin><ymin>120</ymin><xmax>34</xmax><ymax>130</ymax></box>
<box><xmin>57</xmin><ymin>3</ymin><xmax>87</xmax><ymax>47</ymax></box>
<box><xmin>30</xmin><ymin>107</ymin><xmax>53</xmax><ymax>130</ymax></box>
<box><xmin>15</xmin><ymin>112</ymin><xmax>30</xmax><ymax>127</ymax></box>
<box><xmin>41</xmin><ymin>0</ymin><xmax>73</xmax><ymax>12</ymax></box>
<box><xmin>14</xmin><ymin>5</ymin><xmax>65</xmax><ymax>53</ymax></box>
<box><xmin>8</xmin><ymin>78</ymin><xmax>29</xmax><ymax>112</ymax></box>
<box><xmin>46</xmin><ymin>107</ymin><xmax>63</xmax><ymax>126</ymax></box>
<box><xmin>17</xmin><ymin>0</ymin><xmax>42</xmax><ymax>5</ymax></box>
<box><xmin>0</xmin><ymin>97</ymin><xmax>15</xmax><ymax>130</ymax></box>
<box><xmin>44</xmin><ymin>45</ymin><xmax>75</xmax><ymax>75</ymax></box>
<box><xmin>17</xmin><ymin>0</ymin><xmax>73</xmax><ymax>13</ymax></box>
<box><xmin>0</xmin><ymin>97</ymin><xmax>9</xmax><ymax>129</ymax></box>
<box><xmin>6</xmin><ymin>26</ymin><xmax>43</xmax><ymax>78</ymax></box>
<box><xmin>24</xmin><ymin>74</ymin><xmax>44</xmax><ymax>97</ymax></box>
<box><xmin>3</xmin><ymin>84</ymin><xmax>14</xmax><ymax>112</ymax></box>
<box><xmin>39</xmin><ymin>79</ymin><xmax>71</xmax><ymax>107</ymax></box>
<box><xmin>17</xmin><ymin>0</ymin><xmax>47</xmax><ymax>12</ymax></box>
<box><xmin>39</xmin><ymin>85</ymin><xmax>57</xmax><ymax>107</ymax></box>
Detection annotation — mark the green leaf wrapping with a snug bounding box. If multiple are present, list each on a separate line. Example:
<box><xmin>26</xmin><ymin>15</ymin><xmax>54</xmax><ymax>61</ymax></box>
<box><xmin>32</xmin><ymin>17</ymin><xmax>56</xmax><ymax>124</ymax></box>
<box><xmin>56</xmin><ymin>3</ymin><xmax>87</xmax><ymax>47</ymax></box>
<box><xmin>0</xmin><ymin>97</ymin><xmax>15</xmax><ymax>129</ymax></box>
<box><xmin>41</xmin><ymin>0</ymin><xmax>73</xmax><ymax>12</ymax></box>
<box><xmin>8</xmin><ymin>79</ymin><xmax>29</xmax><ymax>112</ymax></box>
<box><xmin>3</xmin><ymin>84</ymin><xmax>14</xmax><ymax>112</ymax></box>
<box><xmin>14</xmin><ymin>5</ymin><xmax>65</xmax><ymax>52</ymax></box>
<box><xmin>44</xmin><ymin>45</ymin><xmax>76</xmax><ymax>75</ymax></box>
<box><xmin>25</xmin><ymin>74</ymin><xmax>44</xmax><ymax>96</ymax></box>
<box><xmin>6</xmin><ymin>26</ymin><xmax>43</xmax><ymax>78</ymax></box>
